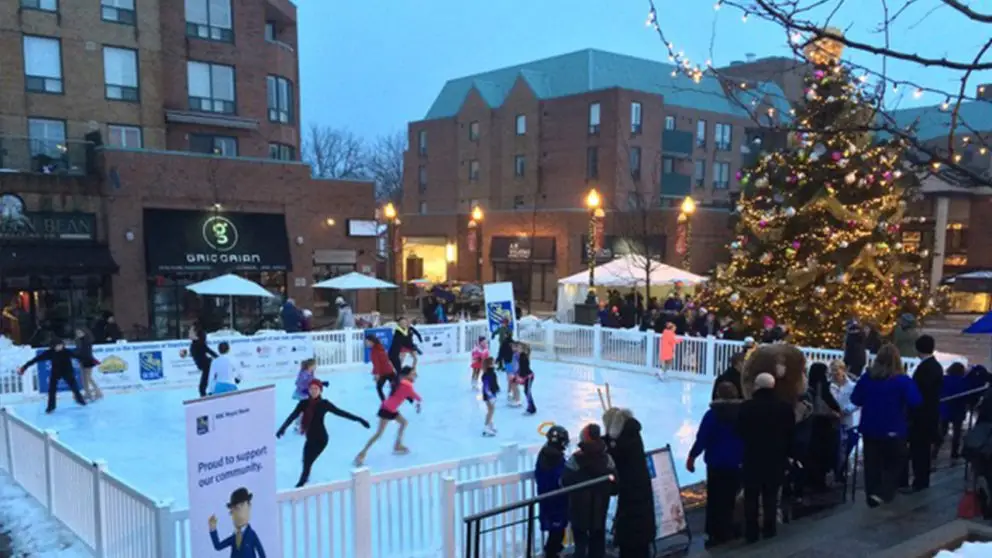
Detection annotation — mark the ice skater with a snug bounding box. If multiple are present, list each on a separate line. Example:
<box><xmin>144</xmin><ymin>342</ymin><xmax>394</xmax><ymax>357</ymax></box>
<box><xmin>492</xmin><ymin>318</ymin><xmax>514</xmax><ymax>372</ymax></box>
<box><xmin>506</xmin><ymin>342</ymin><xmax>523</xmax><ymax>407</ymax></box>
<box><xmin>19</xmin><ymin>339</ymin><xmax>87</xmax><ymax>413</ymax></box>
<box><xmin>190</xmin><ymin>323</ymin><xmax>218</xmax><ymax>398</ymax></box>
<box><xmin>74</xmin><ymin>327</ymin><xmax>103</xmax><ymax>402</ymax></box>
<box><xmin>277</xmin><ymin>380</ymin><xmax>369</xmax><ymax>487</ymax></box>
<box><xmin>354</xmin><ymin>365</ymin><xmax>422</xmax><ymax>466</ymax></box>
<box><xmin>471</xmin><ymin>336</ymin><xmax>489</xmax><ymax>388</ymax></box>
<box><xmin>292</xmin><ymin>359</ymin><xmax>326</xmax><ymax>434</ymax></box>
<box><xmin>388</xmin><ymin>318</ymin><xmax>421</xmax><ymax>373</ymax></box>
<box><xmin>516</xmin><ymin>343</ymin><xmax>537</xmax><ymax>415</ymax></box>
<box><xmin>481</xmin><ymin>357</ymin><xmax>500</xmax><ymax>436</ymax></box>
<box><xmin>367</xmin><ymin>335</ymin><xmax>397</xmax><ymax>401</ymax></box>
<box><xmin>208</xmin><ymin>342</ymin><xmax>241</xmax><ymax>395</ymax></box>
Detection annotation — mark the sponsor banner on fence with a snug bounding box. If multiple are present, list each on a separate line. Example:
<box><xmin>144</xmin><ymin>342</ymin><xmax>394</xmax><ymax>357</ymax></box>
<box><xmin>483</xmin><ymin>282</ymin><xmax>517</xmax><ymax>338</ymax></box>
<box><xmin>363</xmin><ymin>327</ymin><xmax>393</xmax><ymax>363</ymax></box>
<box><xmin>646</xmin><ymin>446</ymin><xmax>688</xmax><ymax>540</ymax></box>
<box><xmin>185</xmin><ymin>386</ymin><xmax>278</xmax><ymax>558</ymax></box>
<box><xmin>418</xmin><ymin>326</ymin><xmax>457</xmax><ymax>357</ymax></box>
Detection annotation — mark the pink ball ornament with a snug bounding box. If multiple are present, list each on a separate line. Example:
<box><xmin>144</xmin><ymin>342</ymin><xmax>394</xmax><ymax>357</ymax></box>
<box><xmin>832</xmin><ymin>151</ymin><xmax>843</xmax><ymax>161</ymax></box>
<box><xmin>759</xmin><ymin>220</ymin><xmax>768</xmax><ymax>228</ymax></box>
<box><xmin>791</xmin><ymin>241</ymin><xmax>801</xmax><ymax>250</ymax></box>
<box><xmin>883</xmin><ymin>171</ymin><xmax>893</xmax><ymax>180</ymax></box>
<box><xmin>891</xmin><ymin>296</ymin><xmax>899</xmax><ymax>305</ymax></box>
<box><xmin>867</xmin><ymin>175</ymin><xmax>875</xmax><ymax>184</ymax></box>
<box><xmin>847</xmin><ymin>220</ymin><xmax>857</xmax><ymax>228</ymax></box>
<box><xmin>814</xmin><ymin>70</ymin><xmax>826</xmax><ymax>80</ymax></box>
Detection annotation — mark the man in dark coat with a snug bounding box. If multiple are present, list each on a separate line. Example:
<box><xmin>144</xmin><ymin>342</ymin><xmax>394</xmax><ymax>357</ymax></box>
<box><xmin>604</xmin><ymin>409</ymin><xmax>656</xmax><ymax>557</ymax></box>
<box><xmin>737</xmin><ymin>373</ymin><xmax>794</xmax><ymax>543</ymax></box>
<box><xmin>711</xmin><ymin>352</ymin><xmax>745</xmax><ymax>401</ymax></box>
<box><xmin>535</xmin><ymin>426</ymin><xmax>569</xmax><ymax>558</ymax></box>
<box><xmin>562</xmin><ymin>424</ymin><xmax>617</xmax><ymax>558</ymax></box>
<box><xmin>903</xmin><ymin>335</ymin><xmax>943</xmax><ymax>492</ymax></box>
<box><xmin>280</xmin><ymin>299</ymin><xmax>302</xmax><ymax>333</ymax></box>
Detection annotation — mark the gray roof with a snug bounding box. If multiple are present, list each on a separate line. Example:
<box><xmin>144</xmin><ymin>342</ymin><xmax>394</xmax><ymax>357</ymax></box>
<box><xmin>425</xmin><ymin>48</ymin><xmax>792</xmax><ymax>121</ymax></box>
<box><xmin>882</xmin><ymin>100</ymin><xmax>992</xmax><ymax>142</ymax></box>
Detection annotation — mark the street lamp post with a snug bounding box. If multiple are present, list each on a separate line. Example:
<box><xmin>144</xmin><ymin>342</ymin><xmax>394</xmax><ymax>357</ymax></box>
<box><xmin>585</xmin><ymin>189</ymin><xmax>605</xmax><ymax>288</ymax></box>
<box><xmin>679</xmin><ymin>196</ymin><xmax>696</xmax><ymax>271</ymax></box>
<box><xmin>469</xmin><ymin>205</ymin><xmax>484</xmax><ymax>282</ymax></box>
<box><xmin>383</xmin><ymin>202</ymin><xmax>401</xmax><ymax>319</ymax></box>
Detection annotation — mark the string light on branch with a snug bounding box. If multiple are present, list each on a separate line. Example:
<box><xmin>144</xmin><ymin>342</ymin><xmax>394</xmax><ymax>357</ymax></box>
<box><xmin>741</xmin><ymin>12</ymin><xmax>749</xmax><ymax>22</ymax></box>
<box><xmin>713</xmin><ymin>1</ymin><xmax>722</xmax><ymax>10</ymax></box>
<box><xmin>913</xmin><ymin>88</ymin><xmax>924</xmax><ymax>99</ymax></box>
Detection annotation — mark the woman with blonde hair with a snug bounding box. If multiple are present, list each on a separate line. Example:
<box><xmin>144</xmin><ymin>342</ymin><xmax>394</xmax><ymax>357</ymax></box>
<box><xmin>850</xmin><ymin>343</ymin><xmax>921</xmax><ymax>507</ymax></box>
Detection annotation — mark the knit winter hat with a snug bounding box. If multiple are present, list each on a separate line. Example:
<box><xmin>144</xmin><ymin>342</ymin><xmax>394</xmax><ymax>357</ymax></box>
<box><xmin>309</xmin><ymin>379</ymin><xmax>324</xmax><ymax>390</ymax></box>
<box><xmin>580</xmin><ymin>423</ymin><xmax>602</xmax><ymax>444</ymax></box>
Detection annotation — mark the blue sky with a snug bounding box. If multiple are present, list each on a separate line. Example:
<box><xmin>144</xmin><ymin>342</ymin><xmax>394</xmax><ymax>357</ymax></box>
<box><xmin>297</xmin><ymin>0</ymin><xmax>990</xmax><ymax>140</ymax></box>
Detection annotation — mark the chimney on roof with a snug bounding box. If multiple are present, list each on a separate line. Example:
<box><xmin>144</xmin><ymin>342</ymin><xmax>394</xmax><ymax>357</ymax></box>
<box><xmin>979</xmin><ymin>83</ymin><xmax>992</xmax><ymax>100</ymax></box>
<box><xmin>729</xmin><ymin>61</ymin><xmax>743</xmax><ymax>66</ymax></box>
<box><xmin>745</xmin><ymin>53</ymin><xmax>756</xmax><ymax>62</ymax></box>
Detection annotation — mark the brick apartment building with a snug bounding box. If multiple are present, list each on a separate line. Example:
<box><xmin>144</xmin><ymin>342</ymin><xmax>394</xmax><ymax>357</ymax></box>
<box><xmin>398</xmin><ymin>49</ymin><xmax>790</xmax><ymax>307</ymax></box>
<box><xmin>0</xmin><ymin>0</ymin><xmax>377</xmax><ymax>342</ymax></box>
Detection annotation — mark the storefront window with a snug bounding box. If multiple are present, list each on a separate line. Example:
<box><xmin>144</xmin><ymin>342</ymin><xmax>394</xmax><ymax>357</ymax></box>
<box><xmin>1</xmin><ymin>275</ymin><xmax>109</xmax><ymax>345</ymax></box>
<box><xmin>312</xmin><ymin>263</ymin><xmax>356</xmax><ymax>323</ymax></box>
<box><xmin>402</xmin><ymin>237</ymin><xmax>448</xmax><ymax>283</ymax></box>
<box><xmin>948</xmin><ymin>291</ymin><xmax>990</xmax><ymax>314</ymax></box>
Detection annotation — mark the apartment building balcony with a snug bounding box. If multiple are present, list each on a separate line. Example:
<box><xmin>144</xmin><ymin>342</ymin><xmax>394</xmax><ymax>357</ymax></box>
<box><xmin>660</xmin><ymin>172</ymin><xmax>692</xmax><ymax>199</ymax></box>
<box><xmin>662</xmin><ymin>130</ymin><xmax>693</xmax><ymax>158</ymax></box>
<box><xmin>0</xmin><ymin>136</ymin><xmax>94</xmax><ymax>176</ymax></box>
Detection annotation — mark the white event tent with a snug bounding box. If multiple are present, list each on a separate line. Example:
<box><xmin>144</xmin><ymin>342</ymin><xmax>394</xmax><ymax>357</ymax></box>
<box><xmin>312</xmin><ymin>271</ymin><xmax>397</xmax><ymax>290</ymax></box>
<box><xmin>555</xmin><ymin>255</ymin><xmax>706</xmax><ymax>321</ymax></box>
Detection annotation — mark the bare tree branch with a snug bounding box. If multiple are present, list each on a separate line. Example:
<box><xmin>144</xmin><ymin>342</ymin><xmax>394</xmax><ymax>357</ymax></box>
<box><xmin>301</xmin><ymin>124</ymin><xmax>368</xmax><ymax>180</ymax></box>
<box><xmin>365</xmin><ymin>131</ymin><xmax>406</xmax><ymax>203</ymax></box>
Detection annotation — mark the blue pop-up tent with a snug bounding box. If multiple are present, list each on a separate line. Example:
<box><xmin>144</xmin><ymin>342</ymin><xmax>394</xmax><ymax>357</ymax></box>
<box><xmin>963</xmin><ymin>311</ymin><xmax>992</xmax><ymax>334</ymax></box>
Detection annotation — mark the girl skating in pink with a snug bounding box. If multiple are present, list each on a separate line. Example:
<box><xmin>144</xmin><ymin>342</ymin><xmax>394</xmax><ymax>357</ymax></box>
<box><xmin>354</xmin><ymin>365</ymin><xmax>422</xmax><ymax>466</ymax></box>
<box><xmin>471</xmin><ymin>336</ymin><xmax>489</xmax><ymax>389</ymax></box>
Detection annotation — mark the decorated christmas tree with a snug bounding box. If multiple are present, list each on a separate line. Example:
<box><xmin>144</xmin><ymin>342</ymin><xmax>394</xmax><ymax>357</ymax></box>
<box><xmin>702</xmin><ymin>32</ymin><xmax>937</xmax><ymax>348</ymax></box>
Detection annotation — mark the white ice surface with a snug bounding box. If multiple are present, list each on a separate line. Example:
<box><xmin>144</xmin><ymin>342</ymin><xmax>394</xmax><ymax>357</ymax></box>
<box><xmin>0</xmin><ymin>471</ymin><xmax>94</xmax><ymax>557</ymax></box>
<box><xmin>10</xmin><ymin>358</ymin><xmax>710</xmax><ymax>509</ymax></box>
<box><xmin>936</xmin><ymin>541</ymin><xmax>992</xmax><ymax>557</ymax></box>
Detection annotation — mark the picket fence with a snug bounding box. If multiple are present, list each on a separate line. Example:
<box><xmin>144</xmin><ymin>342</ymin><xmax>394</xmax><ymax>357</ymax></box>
<box><xmin>0</xmin><ymin>319</ymin><xmax>967</xmax><ymax>558</ymax></box>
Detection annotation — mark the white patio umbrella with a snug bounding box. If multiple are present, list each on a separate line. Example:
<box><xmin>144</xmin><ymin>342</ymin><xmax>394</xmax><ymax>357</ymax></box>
<box><xmin>312</xmin><ymin>271</ymin><xmax>397</xmax><ymax>290</ymax></box>
<box><xmin>186</xmin><ymin>274</ymin><xmax>277</xmax><ymax>330</ymax></box>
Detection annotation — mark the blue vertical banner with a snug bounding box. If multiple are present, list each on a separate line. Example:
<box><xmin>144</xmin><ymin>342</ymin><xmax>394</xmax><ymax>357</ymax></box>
<box><xmin>363</xmin><ymin>327</ymin><xmax>394</xmax><ymax>363</ymax></box>
<box><xmin>483</xmin><ymin>282</ymin><xmax>517</xmax><ymax>338</ymax></box>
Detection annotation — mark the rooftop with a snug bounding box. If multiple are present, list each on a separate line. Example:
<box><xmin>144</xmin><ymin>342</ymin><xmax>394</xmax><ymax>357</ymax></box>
<box><xmin>424</xmin><ymin>48</ymin><xmax>792</xmax><ymax>121</ymax></box>
<box><xmin>883</xmin><ymin>100</ymin><xmax>992</xmax><ymax>142</ymax></box>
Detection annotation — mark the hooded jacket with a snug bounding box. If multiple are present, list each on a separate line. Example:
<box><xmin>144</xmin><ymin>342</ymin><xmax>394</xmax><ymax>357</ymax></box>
<box><xmin>850</xmin><ymin>364</ymin><xmax>922</xmax><ymax>439</ymax></box>
<box><xmin>737</xmin><ymin>388</ymin><xmax>795</xmax><ymax>481</ymax></box>
<box><xmin>603</xmin><ymin>411</ymin><xmax>657</xmax><ymax>546</ymax></box>
<box><xmin>561</xmin><ymin>438</ymin><xmax>617</xmax><ymax>532</ymax></box>
<box><xmin>689</xmin><ymin>400</ymin><xmax>743</xmax><ymax>470</ymax></box>
<box><xmin>534</xmin><ymin>444</ymin><xmax>568</xmax><ymax>531</ymax></box>
<box><xmin>893</xmin><ymin>314</ymin><xmax>920</xmax><ymax>358</ymax></box>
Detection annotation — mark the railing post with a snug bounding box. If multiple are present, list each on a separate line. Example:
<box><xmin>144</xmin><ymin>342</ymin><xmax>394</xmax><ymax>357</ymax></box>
<box><xmin>458</xmin><ymin>320</ymin><xmax>467</xmax><ymax>354</ymax></box>
<box><xmin>43</xmin><ymin>429</ymin><xmax>56</xmax><ymax>516</ymax></box>
<box><xmin>544</xmin><ymin>323</ymin><xmax>555</xmax><ymax>360</ymax></box>
<box><xmin>345</xmin><ymin>330</ymin><xmax>356</xmax><ymax>365</ymax></box>
<box><xmin>155</xmin><ymin>499</ymin><xmax>175</xmax><ymax>558</ymax></box>
<box><xmin>644</xmin><ymin>330</ymin><xmax>654</xmax><ymax>371</ymax></box>
<box><xmin>499</xmin><ymin>442</ymin><xmax>520</xmax><ymax>473</ymax></box>
<box><xmin>352</xmin><ymin>467</ymin><xmax>373</xmax><ymax>558</ymax></box>
<box><xmin>705</xmin><ymin>336</ymin><xmax>717</xmax><ymax>378</ymax></box>
<box><xmin>92</xmin><ymin>460</ymin><xmax>107</xmax><ymax>557</ymax></box>
<box><xmin>593</xmin><ymin>324</ymin><xmax>603</xmax><ymax>363</ymax></box>
<box><xmin>441</xmin><ymin>476</ymin><xmax>457</xmax><ymax>558</ymax></box>
<box><xmin>2</xmin><ymin>408</ymin><xmax>14</xmax><ymax>476</ymax></box>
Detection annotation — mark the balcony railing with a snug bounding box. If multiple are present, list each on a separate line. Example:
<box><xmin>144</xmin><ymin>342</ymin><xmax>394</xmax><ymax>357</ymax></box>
<box><xmin>660</xmin><ymin>172</ymin><xmax>692</xmax><ymax>198</ymax></box>
<box><xmin>661</xmin><ymin>129</ymin><xmax>693</xmax><ymax>156</ymax></box>
<box><xmin>0</xmin><ymin>136</ymin><xmax>92</xmax><ymax>175</ymax></box>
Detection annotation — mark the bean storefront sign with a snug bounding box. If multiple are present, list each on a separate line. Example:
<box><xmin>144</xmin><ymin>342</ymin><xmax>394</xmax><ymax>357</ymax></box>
<box><xmin>0</xmin><ymin>194</ymin><xmax>96</xmax><ymax>241</ymax></box>
<box><xmin>143</xmin><ymin>209</ymin><xmax>292</xmax><ymax>272</ymax></box>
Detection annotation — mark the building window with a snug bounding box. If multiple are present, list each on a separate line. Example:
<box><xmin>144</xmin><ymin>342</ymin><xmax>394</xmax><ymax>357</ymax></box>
<box><xmin>21</xmin><ymin>0</ymin><xmax>57</xmax><ymax>12</ymax></box>
<box><xmin>265</xmin><ymin>21</ymin><xmax>276</xmax><ymax>41</ymax></box>
<box><xmin>516</xmin><ymin>114</ymin><xmax>526</xmax><ymax>135</ymax></box>
<box><xmin>696</xmin><ymin>119</ymin><xmax>707</xmax><ymax>147</ymax></box>
<box><xmin>587</xmin><ymin>146</ymin><xmax>599</xmax><ymax>179</ymax></box>
<box><xmin>23</xmin><ymin>36</ymin><xmax>63</xmax><ymax>94</ymax></box>
<box><xmin>101</xmin><ymin>0</ymin><xmax>135</xmax><ymax>24</ymax></box>
<box><xmin>108</xmin><ymin>125</ymin><xmax>142</xmax><ymax>148</ymax></box>
<box><xmin>418</xmin><ymin>165</ymin><xmax>427</xmax><ymax>192</ymax></box>
<box><xmin>187</xmin><ymin>61</ymin><xmax>235</xmax><ymax>114</ymax></box>
<box><xmin>469</xmin><ymin>159</ymin><xmax>480</xmax><ymax>182</ymax></box>
<box><xmin>103</xmin><ymin>47</ymin><xmax>139</xmax><ymax>101</ymax></box>
<box><xmin>513</xmin><ymin>195</ymin><xmax>525</xmax><ymax>209</ymax></box>
<box><xmin>630</xmin><ymin>147</ymin><xmax>641</xmax><ymax>180</ymax></box>
<box><xmin>185</xmin><ymin>0</ymin><xmax>233</xmax><ymax>42</ymax></box>
<box><xmin>589</xmin><ymin>103</ymin><xmax>601</xmax><ymax>134</ymax></box>
<box><xmin>514</xmin><ymin>155</ymin><xmax>526</xmax><ymax>178</ymax></box>
<box><xmin>469</xmin><ymin>121</ymin><xmax>480</xmax><ymax>141</ymax></box>
<box><xmin>663</xmin><ymin>157</ymin><xmax>674</xmax><ymax>174</ymax></box>
<box><xmin>693</xmin><ymin>160</ymin><xmax>705</xmax><ymax>186</ymax></box>
<box><xmin>418</xmin><ymin>130</ymin><xmax>427</xmax><ymax>156</ymax></box>
<box><xmin>266</xmin><ymin>75</ymin><xmax>293</xmax><ymax>123</ymax></box>
<box><xmin>269</xmin><ymin>143</ymin><xmax>295</xmax><ymax>161</ymax></box>
<box><xmin>631</xmin><ymin>102</ymin><xmax>642</xmax><ymax>134</ymax></box>
<box><xmin>28</xmin><ymin>118</ymin><xmax>66</xmax><ymax>158</ymax></box>
<box><xmin>715</xmin><ymin>123</ymin><xmax>733</xmax><ymax>151</ymax></box>
<box><xmin>190</xmin><ymin>134</ymin><xmax>237</xmax><ymax>156</ymax></box>
<box><xmin>419</xmin><ymin>202</ymin><xmax>427</xmax><ymax>215</ymax></box>
<box><xmin>713</xmin><ymin>161</ymin><xmax>730</xmax><ymax>189</ymax></box>
<box><xmin>664</xmin><ymin>115</ymin><xmax>676</xmax><ymax>130</ymax></box>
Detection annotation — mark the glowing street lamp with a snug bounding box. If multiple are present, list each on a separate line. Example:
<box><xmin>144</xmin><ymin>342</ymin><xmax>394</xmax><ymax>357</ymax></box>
<box><xmin>382</xmin><ymin>202</ymin><xmax>400</xmax><ymax>317</ymax></box>
<box><xmin>679</xmin><ymin>196</ymin><xmax>696</xmax><ymax>270</ymax></box>
<box><xmin>469</xmin><ymin>205</ymin><xmax>484</xmax><ymax>281</ymax></box>
<box><xmin>586</xmin><ymin>189</ymin><xmax>605</xmax><ymax>288</ymax></box>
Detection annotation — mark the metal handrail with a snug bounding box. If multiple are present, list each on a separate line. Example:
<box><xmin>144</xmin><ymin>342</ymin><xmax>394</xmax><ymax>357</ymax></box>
<box><xmin>463</xmin><ymin>474</ymin><xmax>613</xmax><ymax>523</ymax></box>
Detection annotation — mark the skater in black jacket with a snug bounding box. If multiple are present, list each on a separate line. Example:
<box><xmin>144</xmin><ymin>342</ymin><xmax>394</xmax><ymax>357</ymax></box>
<box><xmin>189</xmin><ymin>323</ymin><xmax>218</xmax><ymax>398</ymax></box>
<box><xmin>19</xmin><ymin>339</ymin><xmax>87</xmax><ymax>413</ymax></box>
<box><xmin>388</xmin><ymin>318</ymin><xmax>421</xmax><ymax>373</ymax></box>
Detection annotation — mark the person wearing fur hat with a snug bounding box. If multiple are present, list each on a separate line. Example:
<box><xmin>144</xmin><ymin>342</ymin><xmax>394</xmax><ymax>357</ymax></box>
<box><xmin>562</xmin><ymin>424</ymin><xmax>617</xmax><ymax>558</ymax></box>
<box><xmin>534</xmin><ymin>425</ymin><xmax>569</xmax><ymax>558</ymax></box>
<box><xmin>603</xmin><ymin>408</ymin><xmax>656</xmax><ymax>557</ymax></box>
<box><xmin>688</xmin><ymin>381</ymin><xmax>743</xmax><ymax>548</ymax></box>
<box><xmin>736</xmin><ymin>372</ymin><xmax>794</xmax><ymax>543</ymax></box>
<box><xmin>277</xmin><ymin>380</ymin><xmax>369</xmax><ymax>487</ymax></box>
<box><xmin>843</xmin><ymin>318</ymin><xmax>867</xmax><ymax>377</ymax></box>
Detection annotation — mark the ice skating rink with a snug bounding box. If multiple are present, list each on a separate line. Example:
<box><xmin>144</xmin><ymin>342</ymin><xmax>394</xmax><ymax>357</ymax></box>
<box><xmin>10</xmin><ymin>358</ymin><xmax>711</xmax><ymax>508</ymax></box>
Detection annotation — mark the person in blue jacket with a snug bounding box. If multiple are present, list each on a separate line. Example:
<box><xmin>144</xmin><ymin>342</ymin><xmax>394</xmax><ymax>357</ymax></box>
<box><xmin>687</xmin><ymin>381</ymin><xmax>744</xmax><ymax>548</ymax></box>
<box><xmin>936</xmin><ymin>362</ymin><xmax>969</xmax><ymax>464</ymax></box>
<box><xmin>850</xmin><ymin>343</ymin><xmax>922</xmax><ymax>507</ymax></box>
<box><xmin>534</xmin><ymin>425</ymin><xmax>569</xmax><ymax>558</ymax></box>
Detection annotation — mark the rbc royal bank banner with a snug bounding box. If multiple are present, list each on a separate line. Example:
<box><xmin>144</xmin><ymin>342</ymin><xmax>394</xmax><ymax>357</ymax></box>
<box><xmin>185</xmin><ymin>386</ymin><xmax>278</xmax><ymax>558</ymax></box>
<box><xmin>483</xmin><ymin>282</ymin><xmax>517</xmax><ymax>338</ymax></box>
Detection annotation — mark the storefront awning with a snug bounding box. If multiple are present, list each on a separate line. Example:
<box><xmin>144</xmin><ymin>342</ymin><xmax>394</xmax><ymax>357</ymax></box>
<box><xmin>0</xmin><ymin>243</ymin><xmax>118</xmax><ymax>275</ymax></box>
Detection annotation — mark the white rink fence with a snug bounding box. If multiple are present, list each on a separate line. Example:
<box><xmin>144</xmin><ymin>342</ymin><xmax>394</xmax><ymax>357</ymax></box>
<box><xmin>0</xmin><ymin>319</ymin><xmax>969</xmax><ymax>558</ymax></box>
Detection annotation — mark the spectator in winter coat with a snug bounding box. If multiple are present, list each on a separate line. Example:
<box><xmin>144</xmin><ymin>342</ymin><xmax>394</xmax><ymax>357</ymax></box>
<box><xmin>843</xmin><ymin>319</ymin><xmax>867</xmax><ymax>377</ymax></box>
<box><xmin>687</xmin><ymin>382</ymin><xmax>743</xmax><ymax>547</ymax></box>
<box><xmin>904</xmin><ymin>335</ymin><xmax>943</xmax><ymax>492</ymax></box>
<box><xmin>850</xmin><ymin>344</ymin><xmax>922</xmax><ymax>506</ymax></box>
<box><xmin>829</xmin><ymin>361</ymin><xmax>858</xmax><ymax>481</ymax></box>
<box><xmin>562</xmin><ymin>424</ymin><xmax>617</xmax><ymax>558</ymax></box>
<box><xmin>334</xmin><ymin>297</ymin><xmax>355</xmax><ymax>329</ymax></box>
<box><xmin>967</xmin><ymin>365</ymin><xmax>991</xmax><ymax>409</ymax></box>
<box><xmin>603</xmin><ymin>408</ymin><xmax>656</xmax><ymax>557</ymax></box>
<box><xmin>93</xmin><ymin>311</ymin><xmax>122</xmax><ymax>343</ymax></box>
<box><xmin>712</xmin><ymin>352</ymin><xmax>745</xmax><ymax>401</ymax></box>
<box><xmin>534</xmin><ymin>426</ymin><xmax>569</xmax><ymax>558</ymax></box>
<box><xmin>892</xmin><ymin>313</ymin><xmax>920</xmax><ymax>358</ymax></box>
<box><xmin>936</xmin><ymin>362</ymin><xmax>969</xmax><ymax>464</ymax></box>
<box><xmin>736</xmin><ymin>373</ymin><xmax>794</xmax><ymax>544</ymax></box>
<box><xmin>807</xmin><ymin>363</ymin><xmax>842</xmax><ymax>489</ymax></box>
<box><xmin>281</xmin><ymin>299</ymin><xmax>302</xmax><ymax>333</ymax></box>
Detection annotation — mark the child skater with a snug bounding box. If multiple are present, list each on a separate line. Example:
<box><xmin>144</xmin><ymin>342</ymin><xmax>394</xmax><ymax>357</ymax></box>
<box><xmin>208</xmin><ymin>342</ymin><xmax>241</xmax><ymax>395</ymax></box>
<box><xmin>293</xmin><ymin>359</ymin><xmax>327</xmax><ymax>434</ymax></box>
<box><xmin>505</xmin><ymin>341</ymin><xmax>523</xmax><ymax>407</ymax></box>
<box><xmin>516</xmin><ymin>343</ymin><xmax>537</xmax><ymax>415</ymax></box>
<box><xmin>471</xmin><ymin>336</ymin><xmax>489</xmax><ymax>388</ymax></box>
<box><xmin>277</xmin><ymin>380</ymin><xmax>369</xmax><ymax>487</ymax></box>
<box><xmin>19</xmin><ymin>339</ymin><xmax>87</xmax><ymax>414</ymax></box>
<box><xmin>388</xmin><ymin>317</ymin><xmax>421</xmax><ymax>373</ymax></box>
<box><xmin>355</xmin><ymin>365</ymin><xmax>422</xmax><ymax>466</ymax></box>
<box><xmin>481</xmin><ymin>357</ymin><xmax>500</xmax><ymax>436</ymax></box>
<box><xmin>535</xmin><ymin>425</ymin><xmax>570</xmax><ymax>558</ymax></box>
<box><xmin>367</xmin><ymin>335</ymin><xmax>396</xmax><ymax>401</ymax></box>
<box><xmin>492</xmin><ymin>318</ymin><xmax>514</xmax><ymax>371</ymax></box>
<box><xmin>658</xmin><ymin>322</ymin><xmax>681</xmax><ymax>379</ymax></box>
<box><xmin>74</xmin><ymin>327</ymin><xmax>103</xmax><ymax>402</ymax></box>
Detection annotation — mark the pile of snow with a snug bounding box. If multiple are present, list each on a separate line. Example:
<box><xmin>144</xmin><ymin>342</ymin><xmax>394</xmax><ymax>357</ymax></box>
<box><xmin>935</xmin><ymin>541</ymin><xmax>992</xmax><ymax>557</ymax></box>
<box><xmin>0</xmin><ymin>472</ymin><xmax>93</xmax><ymax>557</ymax></box>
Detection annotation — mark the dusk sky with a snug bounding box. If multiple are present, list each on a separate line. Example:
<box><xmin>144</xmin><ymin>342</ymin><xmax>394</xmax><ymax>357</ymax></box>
<box><xmin>297</xmin><ymin>0</ymin><xmax>990</xmax><ymax>141</ymax></box>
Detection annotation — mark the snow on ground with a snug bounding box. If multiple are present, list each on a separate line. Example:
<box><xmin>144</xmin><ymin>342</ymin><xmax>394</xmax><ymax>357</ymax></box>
<box><xmin>10</xmin><ymin>358</ymin><xmax>711</xmax><ymax>509</ymax></box>
<box><xmin>0</xmin><ymin>472</ymin><xmax>93</xmax><ymax>557</ymax></box>
<box><xmin>936</xmin><ymin>541</ymin><xmax>992</xmax><ymax>557</ymax></box>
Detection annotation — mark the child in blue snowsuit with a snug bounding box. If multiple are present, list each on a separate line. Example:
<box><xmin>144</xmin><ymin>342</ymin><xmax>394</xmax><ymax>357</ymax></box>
<box><xmin>937</xmin><ymin>362</ymin><xmax>970</xmax><ymax>463</ymax></box>
<box><xmin>535</xmin><ymin>425</ymin><xmax>569</xmax><ymax>558</ymax></box>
